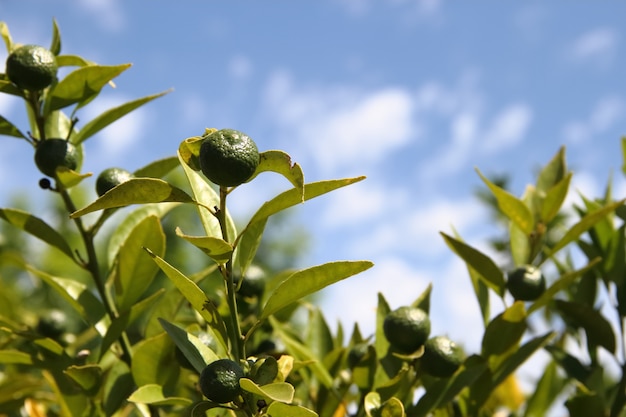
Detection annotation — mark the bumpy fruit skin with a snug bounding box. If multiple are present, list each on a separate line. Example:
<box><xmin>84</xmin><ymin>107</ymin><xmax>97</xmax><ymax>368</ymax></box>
<box><xmin>199</xmin><ymin>129</ymin><xmax>259</xmax><ymax>187</ymax></box>
<box><xmin>421</xmin><ymin>336</ymin><xmax>464</xmax><ymax>378</ymax></box>
<box><xmin>6</xmin><ymin>45</ymin><xmax>58</xmax><ymax>91</ymax></box>
<box><xmin>199</xmin><ymin>359</ymin><xmax>244</xmax><ymax>403</ymax></box>
<box><xmin>383</xmin><ymin>306</ymin><xmax>431</xmax><ymax>353</ymax></box>
<box><xmin>507</xmin><ymin>265</ymin><xmax>546</xmax><ymax>301</ymax></box>
<box><xmin>34</xmin><ymin>139</ymin><xmax>78</xmax><ymax>177</ymax></box>
<box><xmin>96</xmin><ymin>167</ymin><xmax>133</xmax><ymax>196</ymax></box>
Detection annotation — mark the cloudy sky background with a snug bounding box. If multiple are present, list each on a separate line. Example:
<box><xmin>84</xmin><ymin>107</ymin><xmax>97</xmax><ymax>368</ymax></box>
<box><xmin>1</xmin><ymin>1</ymin><xmax>626</xmax><ymax>408</ymax></box>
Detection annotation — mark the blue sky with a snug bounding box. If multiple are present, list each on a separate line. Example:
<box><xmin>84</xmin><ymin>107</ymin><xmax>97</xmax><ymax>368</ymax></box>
<box><xmin>1</xmin><ymin>0</ymin><xmax>626</xmax><ymax>406</ymax></box>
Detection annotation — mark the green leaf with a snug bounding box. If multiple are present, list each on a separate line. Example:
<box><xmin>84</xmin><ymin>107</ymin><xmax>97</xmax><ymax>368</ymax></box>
<box><xmin>56</xmin><ymin>54</ymin><xmax>94</xmax><ymax>67</ymax></box>
<box><xmin>536</xmin><ymin>146</ymin><xmax>567</xmax><ymax>193</ymax></box>
<box><xmin>107</xmin><ymin>202</ymin><xmax>179</xmax><ymax>267</ymax></box>
<box><xmin>266</xmin><ymin>401</ymin><xmax>318</xmax><ymax>417</ymax></box>
<box><xmin>545</xmin><ymin>345</ymin><xmax>592</xmax><ymax>384</ymax></box>
<box><xmin>260</xmin><ymin>260</ymin><xmax>373</xmax><ymax>320</ymax></box>
<box><xmin>306</xmin><ymin>307</ymin><xmax>334</xmax><ymax>360</ymax></box>
<box><xmin>0</xmin><ymin>208</ymin><xmax>76</xmax><ymax>262</ymax></box>
<box><xmin>74</xmin><ymin>90</ymin><xmax>171</xmax><ymax>144</ymax></box>
<box><xmin>555</xmin><ymin>300</ymin><xmax>616</xmax><ymax>353</ymax></box>
<box><xmin>440</xmin><ymin>232</ymin><xmax>506</xmax><ymax>297</ymax></box>
<box><xmin>50</xmin><ymin>18</ymin><xmax>61</xmax><ymax>55</ymax></box>
<box><xmin>239</xmin><ymin>378</ymin><xmax>295</xmax><ymax>403</ymax></box>
<box><xmin>524</xmin><ymin>360</ymin><xmax>567</xmax><ymax>417</ymax></box>
<box><xmin>0</xmin><ymin>21</ymin><xmax>13</xmax><ymax>52</ymax></box>
<box><xmin>158</xmin><ymin>318</ymin><xmax>219</xmax><ymax>374</ymax></box>
<box><xmin>565</xmin><ymin>392</ymin><xmax>606</xmax><ymax>417</ymax></box>
<box><xmin>100</xmin><ymin>290</ymin><xmax>164</xmax><ymax>360</ymax></box>
<box><xmin>237</xmin><ymin>176</ymin><xmax>365</xmax><ymax>276</ymax></box>
<box><xmin>115</xmin><ymin>216</ymin><xmax>165</xmax><ymax>312</ymax></box>
<box><xmin>0</xmin><ymin>350</ymin><xmax>33</xmax><ymax>364</ymax></box>
<box><xmin>477</xmin><ymin>168</ymin><xmax>534</xmax><ymax>234</ymax></box>
<box><xmin>482</xmin><ymin>302</ymin><xmax>527</xmax><ymax>358</ymax></box>
<box><xmin>144</xmin><ymin>248</ymin><xmax>229</xmax><ymax>353</ymax></box>
<box><xmin>131</xmin><ymin>332</ymin><xmax>178</xmax><ymax>389</ymax></box>
<box><xmin>491</xmin><ymin>332</ymin><xmax>554</xmax><ymax>386</ymax></box>
<box><xmin>249</xmin><ymin>150</ymin><xmax>305</xmax><ymax>200</ymax></box>
<box><xmin>510</xmin><ymin>221</ymin><xmax>530</xmax><ymax>266</ymax></box>
<box><xmin>540</xmin><ymin>172</ymin><xmax>572</xmax><ymax>223</ymax></box>
<box><xmin>411</xmin><ymin>283</ymin><xmax>432</xmax><ymax>314</ymax></box>
<box><xmin>70</xmin><ymin>178</ymin><xmax>194</xmax><ymax>218</ymax></box>
<box><xmin>528</xmin><ymin>258</ymin><xmax>601</xmax><ymax>314</ymax></box>
<box><xmin>175</xmin><ymin>227</ymin><xmax>233</xmax><ymax>264</ymax></box>
<box><xmin>46</xmin><ymin>64</ymin><xmax>132</xmax><ymax>112</ymax></box>
<box><xmin>178</xmin><ymin>151</ymin><xmax>236</xmax><ymax>239</ymax></box>
<box><xmin>0</xmin><ymin>80</ymin><xmax>23</xmax><ymax>96</ymax></box>
<box><xmin>0</xmin><ymin>115</ymin><xmax>26</xmax><ymax>139</ymax></box>
<box><xmin>133</xmin><ymin>156</ymin><xmax>179</xmax><ymax>178</ymax></box>
<box><xmin>545</xmin><ymin>198</ymin><xmax>626</xmax><ymax>257</ymax></box>
<box><xmin>128</xmin><ymin>384</ymin><xmax>192</xmax><ymax>406</ymax></box>
<box><xmin>64</xmin><ymin>365</ymin><xmax>102</xmax><ymax>393</ymax></box>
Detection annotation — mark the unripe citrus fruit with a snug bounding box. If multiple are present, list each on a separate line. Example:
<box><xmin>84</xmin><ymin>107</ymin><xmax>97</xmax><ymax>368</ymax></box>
<box><xmin>421</xmin><ymin>336</ymin><xmax>464</xmax><ymax>378</ymax></box>
<box><xmin>238</xmin><ymin>265</ymin><xmax>266</xmax><ymax>299</ymax></box>
<box><xmin>36</xmin><ymin>309</ymin><xmax>68</xmax><ymax>340</ymax></box>
<box><xmin>199</xmin><ymin>129</ymin><xmax>259</xmax><ymax>187</ymax></box>
<box><xmin>96</xmin><ymin>167</ymin><xmax>133</xmax><ymax>196</ymax></box>
<box><xmin>6</xmin><ymin>44</ymin><xmax>57</xmax><ymax>91</ymax></box>
<box><xmin>34</xmin><ymin>139</ymin><xmax>78</xmax><ymax>177</ymax></box>
<box><xmin>199</xmin><ymin>359</ymin><xmax>244</xmax><ymax>403</ymax></box>
<box><xmin>347</xmin><ymin>342</ymin><xmax>370</xmax><ymax>368</ymax></box>
<box><xmin>507</xmin><ymin>265</ymin><xmax>546</xmax><ymax>301</ymax></box>
<box><xmin>383</xmin><ymin>306</ymin><xmax>431</xmax><ymax>353</ymax></box>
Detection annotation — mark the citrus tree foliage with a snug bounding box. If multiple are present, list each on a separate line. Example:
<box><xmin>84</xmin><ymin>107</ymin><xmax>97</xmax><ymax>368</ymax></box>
<box><xmin>1</xmin><ymin>19</ymin><xmax>626</xmax><ymax>417</ymax></box>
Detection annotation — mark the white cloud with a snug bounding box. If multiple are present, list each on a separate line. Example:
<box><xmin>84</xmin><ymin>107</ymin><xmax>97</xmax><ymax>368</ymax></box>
<box><xmin>568</xmin><ymin>27</ymin><xmax>618</xmax><ymax>66</ymax></box>
<box><xmin>229</xmin><ymin>55</ymin><xmax>253</xmax><ymax>80</ymax></box>
<box><xmin>262</xmin><ymin>71</ymin><xmax>417</xmax><ymax>176</ymax></box>
<box><xmin>482</xmin><ymin>104</ymin><xmax>533</xmax><ymax>153</ymax></box>
<box><xmin>563</xmin><ymin>96</ymin><xmax>625</xmax><ymax>143</ymax></box>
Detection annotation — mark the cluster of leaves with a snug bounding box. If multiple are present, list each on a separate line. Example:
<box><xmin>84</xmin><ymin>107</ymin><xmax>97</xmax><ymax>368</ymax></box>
<box><xmin>1</xmin><ymin>18</ymin><xmax>626</xmax><ymax>417</ymax></box>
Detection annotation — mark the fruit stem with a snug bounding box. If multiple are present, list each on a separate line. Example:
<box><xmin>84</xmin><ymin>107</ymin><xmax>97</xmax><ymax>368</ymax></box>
<box><xmin>217</xmin><ymin>186</ymin><xmax>245</xmax><ymax>362</ymax></box>
<box><xmin>57</xmin><ymin>185</ymin><xmax>133</xmax><ymax>364</ymax></box>
<box><xmin>25</xmin><ymin>91</ymin><xmax>46</xmax><ymax>142</ymax></box>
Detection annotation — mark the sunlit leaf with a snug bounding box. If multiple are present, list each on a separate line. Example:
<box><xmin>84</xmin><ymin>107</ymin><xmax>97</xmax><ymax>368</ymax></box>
<box><xmin>128</xmin><ymin>384</ymin><xmax>192</xmax><ymax>406</ymax></box>
<box><xmin>239</xmin><ymin>378</ymin><xmax>295</xmax><ymax>403</ymax></box>
<box><xmin>266</xmin><ymin>401</ymin><xmax>318</xmax><ymax>417</ymax></box>
<box><xmin>64</xmin><ymin>365</ymin><xmax>102</xmax><ymax>393</ymax></box>
<box><xmin>0</xmin><ymin>208</ymin><xmax>76</xmax><ymax>261</ymax></box>
<box><xmin>175</xmin><ymin>227</ymin><xmax>233</xmax><ymax>264</ymax></box>
<box><xmin>536</xmin><ymin>146</ymin><xmax>567</xmax><ymax>193</ymax></box>
<box><xmin>178</xmin><ymin>135</ymin><xmax>204</xmax><ymax>170</ymax></box>
<box><xmin>0</xmin><ymin>350</ymin><xmax>33</xmax><ymax>364</ymax></box>
<box><xmin>131</xmin><ymin>332</ymin><xmax>178</xmax><ymax>389</ymax></box>
<box><xmin>0</xmin><ymin>21</ymin><xmax>13</xmax><ymax>52</ymax></box>
<box><xmin>70</xmin><ymin>177</ymin><xmax>194</xmax><ymax>218</ymax></box>
<box><xmin>249</xmin><ymin>150</ymin><xmax>305</xmax><ymax>200</ymax></box>
<box><xmin>261</xmin><ymin>260</ymin><xmax>373</xmax><ymax>320</ymax></box>
<box><xmin>545</xmin><ymin>198</ymin><xmax>625</xmax><ymax>257</ymax></box>
<box><xmin>0</xmin><ymin>115</ymin><xmax>26</xmax><ymax>139</ymax></box>
<box><xmin>46</xmin><ymin>64</ymin><xmax>131</xmax><ymax>112</ymax></box>
<box><xmin>74</xmin><ymin>90</ymin><xmax>171</xmax><ymax>144</ymax></box>
<box><xmin>540</xmin><ymin>173</ymin><xmax>572</xmax><ymax>223</ymax></box>
<box><xmin>133</xmin><ymin>156</ymin><xmax>179</xmax><ymax>178</ymax></box>
<box><xmin>477</xmin><ymin>169</ymin><xmax>534</xmax><ymax>234</ymax></box>
<box><xmin>56</xmin><ymin>54</ymin><xmax>94</xmax><ymax>67</ymax></box>
<box><xmin>50</xmin><ymin>18</ymin><xmax>61</xmax><ymax>55</ymax></box>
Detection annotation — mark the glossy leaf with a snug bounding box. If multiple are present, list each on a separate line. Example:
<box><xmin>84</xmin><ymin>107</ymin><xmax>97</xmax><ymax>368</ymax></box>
<box><xmin>74</xmin><ymin>90</ymin><xmax>170</xmax><ymax>144</ymax></box>
<box><xmin>115</xmin><ymin>215</ymin><xmax>165</xmax><ymax>312</ymax></box>
<box><xmin>260</xmin><ymin>260</ymin><xmax>373</xmax><ymax>320</ymax></box>
<box><xmin>441</xmin><ymin>232</ymin><xmax>506</xmax><ymax>296</ymax></box>
<box><xmin>236</xmin><ymin>176</ymin><xmax>365</xmax><ymax>274</ymax></box>
<box><xmin>540</xmin><ymin>172</ymin><xmax>572</xmax><ymax>223</ymax></box>
<box><xmin>144</xmin><ymin>248</ymin><xmax>229</xmax><ymax>353</ymax></box>
<box><xmin>128</xmin><ymin>384</ymin><xmax>192</xmax><ymax>406</ymax></box>
<box><xmin>46</xmin><ymin>64</ymin><xmax>131</xmax><ymax>112</ymax></box>
<box><xmin>240</xmin><ymin>378</ymin><xmax>295</xmax><ymax>403</ymax></box>
<box><xmin>266</xmin><ymin>401</ymin><xmax>318</xmax><ymax>417</ymax></box>
<box><xmin>70</xmin><ymin>178</ymin><xmax>194</xmax><ymax>218</ymax></box>
<box><xmin>249</xmin><ymin>150</ymin><xmax>305</xmax><ymax>200</ymax></box>
<box><xmin>175</xmin><ymin>227</ymin><xmax>233</xmax><ymax>264</ymax></box>
<box><xmin>0</xmin><ymin>208</ymin><xmax>76</xmax><ymax>261</ymax></box>
<box><xmin>545</xmin><ymin>198</ymin><xmax>625</xmax><ymax>257</ymax></box>
<box><xmin>158</xmin><ymin>318</ymin><xmax>219</xmax><ymax>374</ymax></box>
<box><xmin>555</xmin><ymin>300</ymin><xmax>616</xmax><ymax>353</ymax></box>
<box><xmin>0</xmin><ymin>115</ymin><xmax>26</xmax><ymax>139</ymax></box>
<box><xmin>477</xmin><ymin>169</ymin><xmax>534</xmax><ymax>234</ymax></box>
